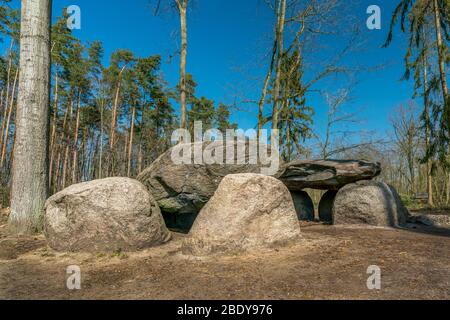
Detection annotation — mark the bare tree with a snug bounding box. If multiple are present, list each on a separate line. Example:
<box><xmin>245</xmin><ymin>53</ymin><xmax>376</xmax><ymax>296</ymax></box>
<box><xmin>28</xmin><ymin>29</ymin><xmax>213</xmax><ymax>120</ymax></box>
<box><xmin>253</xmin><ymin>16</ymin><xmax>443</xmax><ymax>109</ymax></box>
<box><xmin>421</xmin><ymin>30</ymin><xmax>434</xmax><ymax>206</ymax></box>
<box><xmin>314</xmin><ymin>88</ymin><xmax>382</xmax><ymax>160</ymax></box>
<box><xmin>391</xmin><ymin>103</ymin><xmax>421</xmax><ymax>195</ymax></box>
<box><xmin>152</xmin><ymin>0</ymin><xmax>189</xmax><ymax>131</ymax></box>
<box><xmin>175</xmin><ymin>0</ymin><xmax>188</xmax><ymax>130</ymax></box>
<box><xmin>432</xmin><ymin>0</ymin><xmax>449</xmax><ymax>135</ymax></box>
<box><xmin>271</xmin><ymin>0</ymin><xmax>286</xmax><ymax>144</ymax></box>
<box><xmin>9</xmin><ymin>0</ymin><xmax>52</xmax><ymax>234</ymax></box>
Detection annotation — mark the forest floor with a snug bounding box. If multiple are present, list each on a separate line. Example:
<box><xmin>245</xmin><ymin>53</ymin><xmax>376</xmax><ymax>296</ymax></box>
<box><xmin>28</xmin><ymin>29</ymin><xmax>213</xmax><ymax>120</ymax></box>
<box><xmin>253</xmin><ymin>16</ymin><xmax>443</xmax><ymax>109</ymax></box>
<box><xmin>0</xmin><ymin>208</ymin><xmax>449</xmax><ymax>300</ymax></box>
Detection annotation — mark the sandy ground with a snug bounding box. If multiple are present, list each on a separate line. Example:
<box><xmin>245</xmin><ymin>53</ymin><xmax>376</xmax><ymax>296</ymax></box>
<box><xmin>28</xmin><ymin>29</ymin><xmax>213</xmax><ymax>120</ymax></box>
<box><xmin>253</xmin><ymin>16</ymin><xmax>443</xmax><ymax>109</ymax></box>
<box><xmin>0</xmin><ymin>209</ymin><xmax>449</xmax><ymax>300</ymax></box>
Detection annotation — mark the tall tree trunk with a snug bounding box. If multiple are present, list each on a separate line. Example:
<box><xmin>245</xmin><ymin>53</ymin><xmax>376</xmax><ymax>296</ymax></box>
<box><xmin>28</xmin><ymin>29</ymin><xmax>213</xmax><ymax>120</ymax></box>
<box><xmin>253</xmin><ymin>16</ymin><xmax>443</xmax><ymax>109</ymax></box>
<box><xmin>0</xmin><ymin>90</ymin><xmax>4</xmax><ymax>129</ymax></box>
<box><xmin>9</xmin><ymin>0</ymin><xmax>52</xmax><ymax>234</ymax></box>
<box><xmin>138</xmin><ymin>104</ymin><xmax>145</xmax><ymax>174</ymax></box>
<box><xmin>177</xmin><ymin>0</ymin><xmax>188</xmax><ymax>130</ymax></box>
<box><xmin>138</xmin><ymin>144</ymin><xmax>143</xmax><ymax>174</ymax></box>
<box><xmin>99</xmin><ymin>99</ymin><xmax>104</xmax><ymax>179</ymax></box>
<box><xmin>71</xmin><ymin>91</ymin><xmax>81</xmax><ymax>184</ymax></box>
<box><xmin>422</xmin><ymin>46</ymin><xmax>434</xmax><ymax>206</ymax></box>
<box><xmin>432</xmin><ymin>0</ymin><xmax>450</xmax><ymax>204</ymax></box>
<box><xmin>271</xmin><ymin>0</ymin><xmax>286</xmax><ymax>144</ymax></box>
<box><xmin>54</xmin><ymin>104</ymin><xmax>68</xmax><ymax>192</ymax></box>
<box><xmin>286</xmin><ymin>120</ymin><xmax>291</xmax><ymax>161</ymax></box>
<box><xmin>433</xmin><ymin>0</ymin><xmax>449</xmax><ymax>136</ymax></box>
<box><xmin>110</xmin><ymin>66</ymin><xmax>126</xmax><ymax>175</ymax></box>
<box><xmin>257</xmin><ymin>26</ymin><xmax>278</xmax><ymax>136</ymax></box>
<box><xmin>127</xmin><ymin>106</ymin><xmax>135</xmax><ymax>177</ymax></box>
<box><xmin>48</xmin><ymin>63</ymin><xmax>58</xmax><ymax>187</ymax></box>
<box><xmin>0</xmin><ymin>68</ymin><xmax>19</xmax><ymax>167</ymax></box>
<box><xmin>62</xmin><ymin>143</ymin><xmax>69</xmax><ymax>189</ymax></box>
<box><xmin>62</xmin><ymin>98</ymin><xmax>73</xmax><ymax>189</ymax></box>
<box><xmin>0</xmin><ymin>39</ymin><xmax>15</xmax><ymax>154</ymax></box>
<box><xmin>110</xmin><ymin>66</ymin><xmax>126</xmax><ymax>150</ymax></box>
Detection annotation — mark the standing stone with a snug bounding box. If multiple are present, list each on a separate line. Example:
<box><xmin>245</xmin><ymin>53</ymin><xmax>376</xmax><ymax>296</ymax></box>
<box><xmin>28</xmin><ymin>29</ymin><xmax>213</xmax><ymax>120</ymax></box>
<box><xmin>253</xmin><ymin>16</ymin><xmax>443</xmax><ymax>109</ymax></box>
<box><xmin>182</xmin><ymin>174</ymin><xmax>301</xmax><ymax>255</ymax></box>
<box><xmin>291</xmin><ymin>191</ymin><xmax>314</xmax><ymax>221</ymax></box>
<box><xmin>318</xmin><ymin>190</ymin><xmax>338</xmax><ymax>222</ymax></box>
<box><xmin>44</xmin><ymin>178</ymin><xmax>171</xmax><ymax>252</ymax></box>
<box><xmin>332</xmin><ymin>181</ymin><xmax>409</xmax><ymax>227</ymax></box>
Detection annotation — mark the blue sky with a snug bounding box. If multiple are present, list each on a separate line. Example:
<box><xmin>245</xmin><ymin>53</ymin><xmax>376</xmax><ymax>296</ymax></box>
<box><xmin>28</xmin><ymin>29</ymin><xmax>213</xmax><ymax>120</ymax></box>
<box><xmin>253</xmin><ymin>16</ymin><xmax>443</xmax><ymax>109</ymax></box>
<box><xmin>8</xmin><ymin>1</ymin><xmax>415</xmax><ymax>144</ymax></box>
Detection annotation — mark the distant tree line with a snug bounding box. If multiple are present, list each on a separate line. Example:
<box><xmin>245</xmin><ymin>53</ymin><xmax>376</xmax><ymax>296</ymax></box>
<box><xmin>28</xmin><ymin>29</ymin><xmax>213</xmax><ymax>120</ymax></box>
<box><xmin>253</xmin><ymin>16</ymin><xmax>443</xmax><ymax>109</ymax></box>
<box><xmin>0</xmin><ymin>4</ymin><xmax>235</xmax><ymax>208</ymax></box>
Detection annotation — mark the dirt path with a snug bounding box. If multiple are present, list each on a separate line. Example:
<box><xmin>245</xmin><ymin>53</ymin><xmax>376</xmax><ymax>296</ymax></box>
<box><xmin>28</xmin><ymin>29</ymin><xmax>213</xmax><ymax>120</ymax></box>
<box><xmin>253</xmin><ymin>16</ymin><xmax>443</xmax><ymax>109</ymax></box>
<box><xmin>0</xmin><ymin>212</ymin><xmax>449</xmax><ymax>300</ymax></box>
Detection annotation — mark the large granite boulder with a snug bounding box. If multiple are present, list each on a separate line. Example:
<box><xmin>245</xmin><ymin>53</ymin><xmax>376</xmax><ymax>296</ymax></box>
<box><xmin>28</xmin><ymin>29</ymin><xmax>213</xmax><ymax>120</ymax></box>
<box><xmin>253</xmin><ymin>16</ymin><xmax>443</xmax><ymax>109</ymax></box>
<box><xmin>182</xmin><ymin>174</ymin><xmax>301</xmax><ymax>255</ymax></box>
<box><xmin>332</xmin><ymin>180</ymin><xmax>409</xmax><ymax>227</ymax></box>
<box><xmin>277</xmin><ymin>159</ymin><xmax>381</xmax><ymax>191</ymax></box>
<box><xmin>137</xmin><ymin>141</ymin><xmax>278</xmax><ymax>230</ymax></box>
<box><xmin>44</xmin><ymin>178</ymin><xmax>171</xmax><ymax>252</ymax></box>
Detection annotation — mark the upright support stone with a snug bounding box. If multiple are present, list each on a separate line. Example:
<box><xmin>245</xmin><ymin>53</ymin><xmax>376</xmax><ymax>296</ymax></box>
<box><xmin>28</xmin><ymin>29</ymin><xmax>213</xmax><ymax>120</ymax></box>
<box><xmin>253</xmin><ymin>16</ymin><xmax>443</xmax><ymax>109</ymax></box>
<box><xmin>290</xmin><ymin>191</ymin><xmax>314</xmax><ymax>221</ymax></box>
<box><xmin>332</xmin><ymin>181</ymin><xmax>409</xmax><ymax>227</ymax></box>
<box><xmin>319</xmin><ymin>190</ymin><xmax>338</xmax><ymax>222</ymax></box>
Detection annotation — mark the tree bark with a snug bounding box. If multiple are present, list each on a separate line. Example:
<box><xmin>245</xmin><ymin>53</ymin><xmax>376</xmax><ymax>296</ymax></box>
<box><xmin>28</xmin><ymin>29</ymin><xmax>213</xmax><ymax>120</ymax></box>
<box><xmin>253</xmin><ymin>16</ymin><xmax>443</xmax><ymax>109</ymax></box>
<box><xmin>127</xmin><ymin>105</ymin><xmax>135</xmax><ymax>177</ymax></box>
<box><xmin>110</xmin><ymin>66</ymin><xmax>126</xmax><ymax>151</ymax></box>
<box><xmin>0</xmin><ymin>68</ymin><xmax>19</xmax><ymax>167</ymax></box>
<box><xmin>433</xmin><ymin>0</ymin><xmax>449</xmax><ymax>137</ymax></box>
<box><xmin>422</xmin><ymin>46</ymin><xmax>434</xmax><ymax>206</ymax></box>
<box><xmin>54</xmin><ymin>104</ymin><xmax>68</xmax><ymax>192</ymax></box>
<box><xmin>0</xmin><ymin>89</ymin><xmax>4</xmax><ymax>129</ymax></box>
<box><xmin>62</xmin><ymin>98</ymin><xmax>73</xmax><ymax>189</ymax></box>
<box><xmin>99</xmin><ymin>99</ymin><xmax>104</xmax><ymax>179</ymax></box>
<box><xmin>71</xmin><ymin>91</ymin><xmax>81</xmax><ymax>184</ymax></box>
<box><xmin>0</xmin><ymin>39</ymin><xmax>15</xmax><ymax>154</ymax></box>
<box><xmin>109</xmin><ymin>66</ymin><xmax>126</xmax><ymax>176</ymax></box>
<box><xmin>48</xmin><ymin>63</ymin><xmax>58</xmax><ymax>187</ymax></box>
<box><xmin>257</xmin><ymin>26</ymin><xmax>278</xmax><ymax>136</ymax></box>
<box><xmin>432</xmin><ymin>0</ymin><xmax>449</xmax><ymax>204</ymax></box>
<box><xmin>271</xmin><ymin>0</ymin><xmax>286</xmax><ymax>144</ymax></box>
<box><xmin>9</xmin><ymin>0</ymin><xmax>52</xmax><ymax>234</ymax></box>
<box><xmin>177</xmin><ymin>0</ymin><xmax>188</xmax><ymax>130</ymax></box>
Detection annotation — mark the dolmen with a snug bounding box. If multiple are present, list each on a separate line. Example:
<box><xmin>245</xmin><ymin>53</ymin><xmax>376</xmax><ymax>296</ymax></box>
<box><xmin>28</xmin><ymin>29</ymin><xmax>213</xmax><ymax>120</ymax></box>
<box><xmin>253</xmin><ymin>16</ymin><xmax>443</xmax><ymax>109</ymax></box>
<box><xmin>136</xmin><ymin>141</ymin><xmax>407</xmax><ymax>230</ymax></box>
<box><xmin>276</xmin><ymin>160</ymin><xmax>408</xmax><ymax>227</ymax></box>
<box><xmin>41</xmin><ymin>144</ymin><xmax>408</xmax><ymax>254</ymax></box>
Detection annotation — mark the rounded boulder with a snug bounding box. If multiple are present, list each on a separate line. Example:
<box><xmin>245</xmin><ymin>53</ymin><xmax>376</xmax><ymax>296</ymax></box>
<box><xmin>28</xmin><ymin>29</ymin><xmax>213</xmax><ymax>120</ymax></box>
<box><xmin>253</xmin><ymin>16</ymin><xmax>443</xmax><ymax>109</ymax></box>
<box><xmin>332</xmin><ymin>181</ymin><xmax>409</xmax><ymax>227</ymax></box>
<box><xmin>44</xmin><ymin>178</ymin><xmax>171</xmax><ymax>252</ymax></box>
<box><xmin>182</xmin><ymin>173</ymin><xmax>301</xmax><ymax>255</ymax></box>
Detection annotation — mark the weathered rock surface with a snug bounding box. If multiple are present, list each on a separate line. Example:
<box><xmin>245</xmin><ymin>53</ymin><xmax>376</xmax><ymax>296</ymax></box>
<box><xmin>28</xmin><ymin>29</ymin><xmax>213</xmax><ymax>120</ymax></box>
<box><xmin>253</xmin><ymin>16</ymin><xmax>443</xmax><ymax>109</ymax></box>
<box><xmin>332</xmin><ymin>181</ymin><xmax>409</xmax><ymax>227</ymax></box>
<box><xmin>318</xmin><ymin>190</ymin><xmax>338</xmax><ymax>222</ymax></box>
<box><xmin>409</xmin><ymin>214</ymin><xmax>450</xmax><ymax>229</ymax></box>
<box><xmin>44</xmin><ymin>178</ymin><xmax>171</xmax><ymax>252</ymax></box>
<box><xmin>182</xmin><ymin>174</ymin><xmax>301</xmax><ymax>255</ymax></box>
<box><xmin>291</xmin><ymin>191</ymin><xmax>314</xmax><ymax>221</ymax></box>
<box><xmin>277</xmin><ymin>159</ymin><xmax>381</xmax><ymax>191</ymax></box>
<box><xmin>137</xmin><ymin>141</ymin><xmax>275</xmax><ymax>229</ymax></box>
